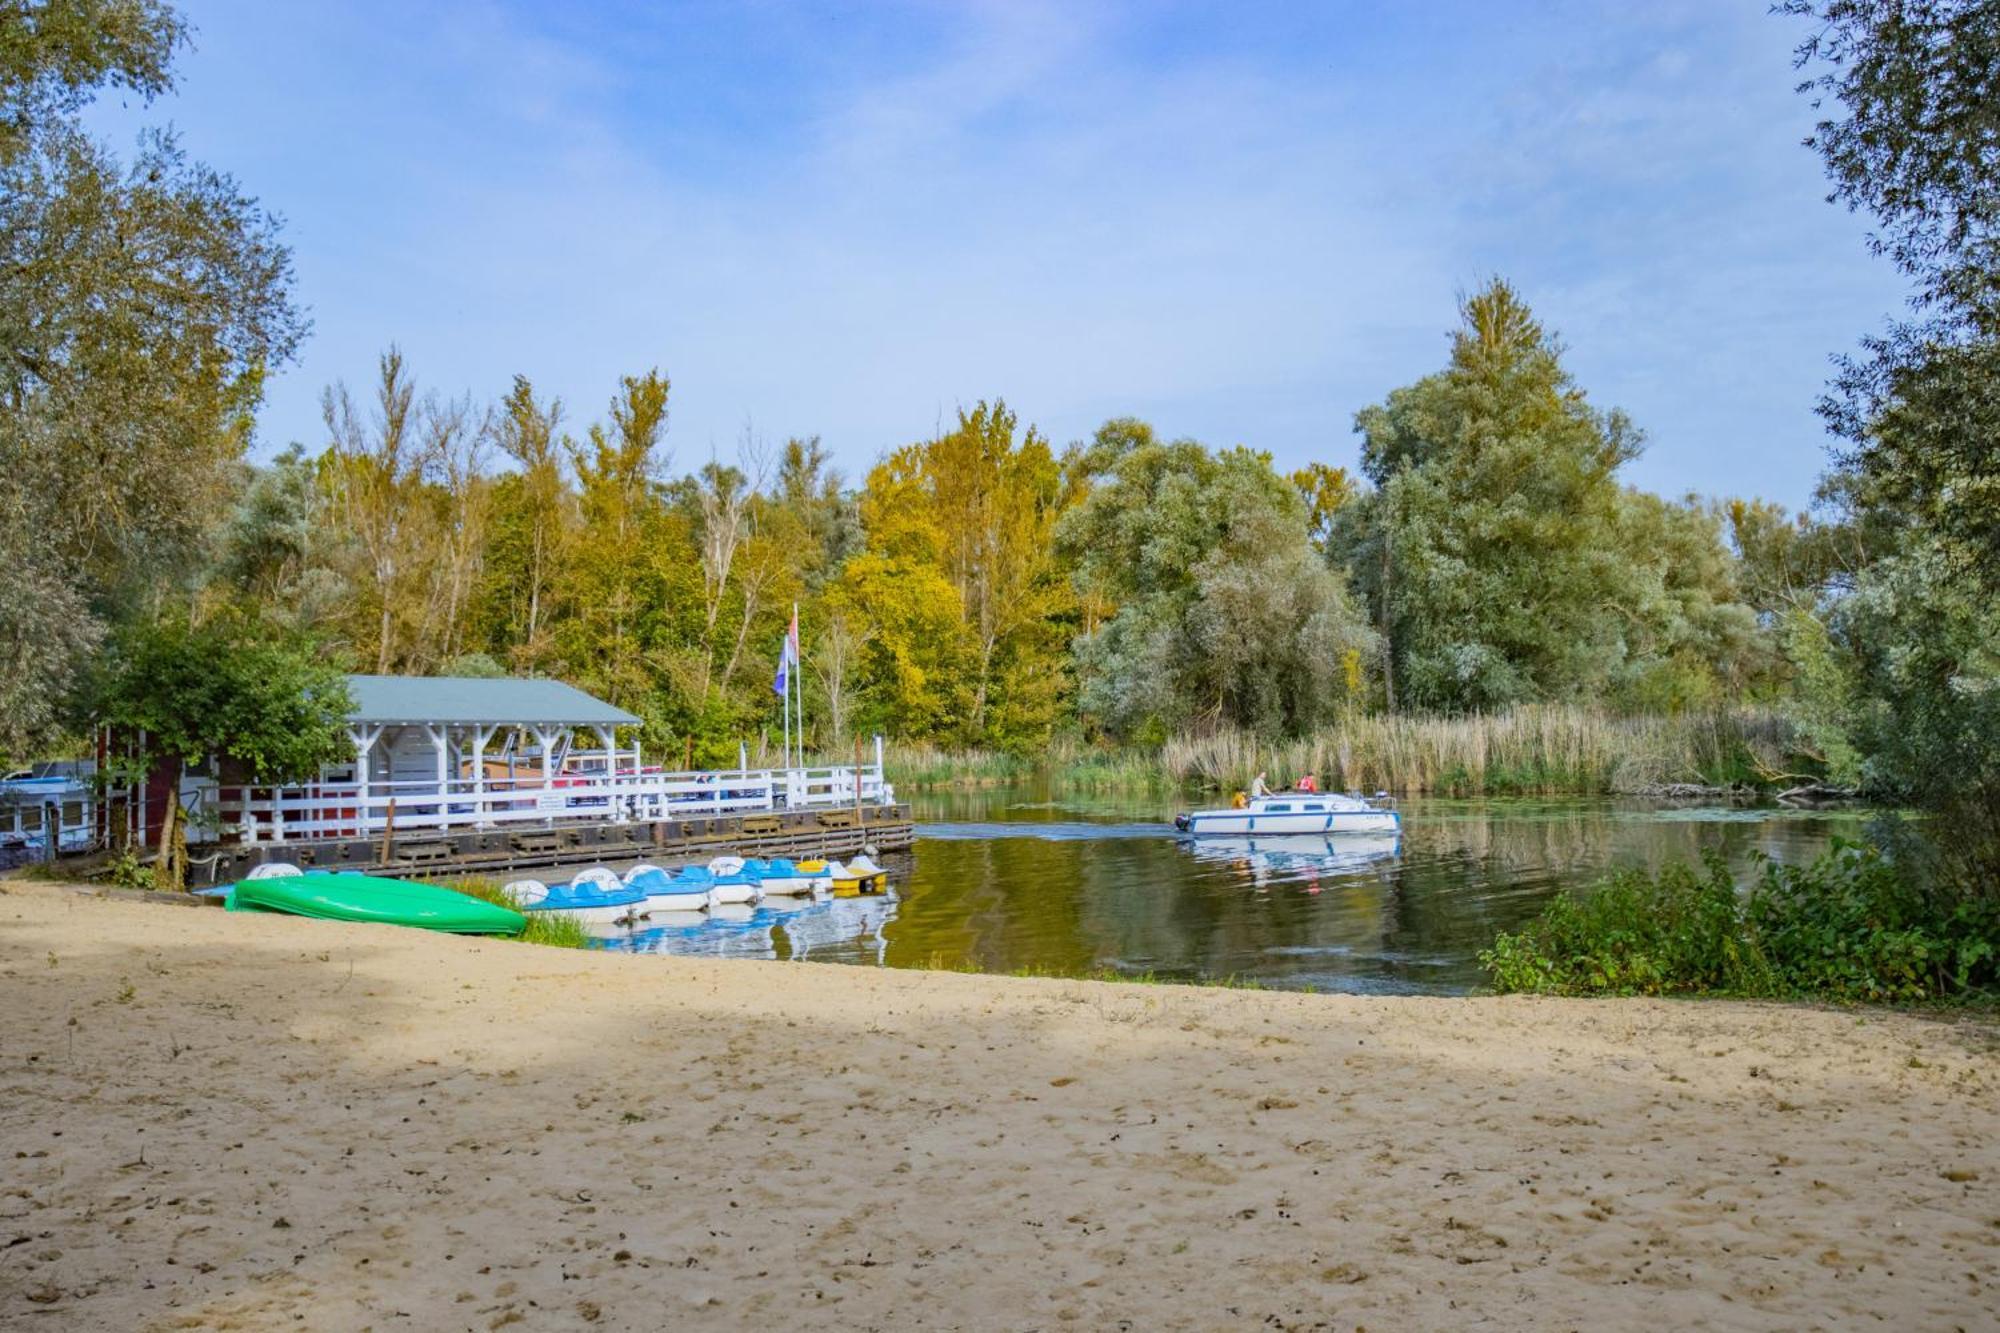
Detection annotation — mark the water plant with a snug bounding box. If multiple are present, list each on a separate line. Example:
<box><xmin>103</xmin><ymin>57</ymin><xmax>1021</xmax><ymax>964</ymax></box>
<box><xmin>1481</xmin><ymin>841</ymin><xmax>2000</xmax><ymax>1004</ymax></box>
<box><xmin>884</xmin><ymin>705</ymin><xmax>1804</xmax><ymax>798</ymax></box>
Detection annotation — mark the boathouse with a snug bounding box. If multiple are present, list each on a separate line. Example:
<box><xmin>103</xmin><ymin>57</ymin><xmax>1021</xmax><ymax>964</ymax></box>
<box><xmin>196</xmin><ymin>673</ymin><xmax>908</xmax><ymax>882</ymax></box>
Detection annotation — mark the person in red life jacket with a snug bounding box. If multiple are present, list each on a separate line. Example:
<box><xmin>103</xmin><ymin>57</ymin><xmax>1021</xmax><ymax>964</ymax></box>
<box><xmin>1296</xmin><ymin>773</ymin><xmax>1319</xmax><ymax>793</ymax></box>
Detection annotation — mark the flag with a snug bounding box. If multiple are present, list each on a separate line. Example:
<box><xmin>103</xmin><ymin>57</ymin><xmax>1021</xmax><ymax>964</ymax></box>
<box><xmin>772</xmin><ymin>608</ymin><xmax>800</xmax><ymax>697</ymax></box>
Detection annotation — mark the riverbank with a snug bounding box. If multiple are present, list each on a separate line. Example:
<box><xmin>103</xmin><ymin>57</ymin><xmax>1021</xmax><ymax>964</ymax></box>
<box><xmin>882</xmin><ymin>704</ymin><xmax>1810</xmax><ymax>797</ymax></box>
<box><xmin>3</xmin><ymin>881</ymin><xmax>1994</xmax><ymax>1330</ymax></box>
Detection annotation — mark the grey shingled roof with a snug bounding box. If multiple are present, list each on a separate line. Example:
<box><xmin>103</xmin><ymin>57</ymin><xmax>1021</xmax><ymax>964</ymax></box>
<box><xmin>344</xmin><ymin>675</ymin><xmax>640</xmax><ymax>727</ymax></box>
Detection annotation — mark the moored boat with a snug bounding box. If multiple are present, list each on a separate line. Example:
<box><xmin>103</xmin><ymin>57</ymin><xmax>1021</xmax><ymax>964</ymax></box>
<box><xmin>624</xmin><ymin>863</ymin><xmax>710</xmax><ymax>913</ymax></box>
<box><xmin>674</xmin><ymin>860</ymin><xmax>761</xmax><ymax>907</ymax></box>
<box><xmin>738</xmin><ymin>856</ymin><xmax>825</xmax><ymax>896</ymax></box>
<box><xmin>506</xmin><ymin>867</ymin><xmax>646</xmax><ymax>924</ymax></box>
<box><xmin>828</xmin><ymin>853</ymin><xmax>889</xmax><ymax>895</ymax></box>
<box><xmin>1174</xmin><ymin>792</ymin><xmax>1400</xmax><ymax>837</ymax></box>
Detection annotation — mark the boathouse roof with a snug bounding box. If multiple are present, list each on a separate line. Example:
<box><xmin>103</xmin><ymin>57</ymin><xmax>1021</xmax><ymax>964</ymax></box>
<box><xmin>345</xmin><ymin>675</ymin><xmax>641</xmax><ymax>728</ymax></box>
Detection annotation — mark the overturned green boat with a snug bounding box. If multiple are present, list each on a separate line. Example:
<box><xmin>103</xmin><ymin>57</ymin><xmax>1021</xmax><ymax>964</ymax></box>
<box><xmin>225</xmin><ymin>870</ymin><xmax>525</xmax><ymax>936</ymax></box>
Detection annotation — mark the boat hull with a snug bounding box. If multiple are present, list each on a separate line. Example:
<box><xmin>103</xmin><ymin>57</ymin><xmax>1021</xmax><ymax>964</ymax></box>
<box><xmin>525</xmin><ymin>901</ymin><xmax>637</xmax><ymax>925</ymax></box>
<box><xmin>641</xmin><ymin>891</ymin><xmax>711</xmax><ymax>913</ymax></box>
<box><xmin>1179</xmin><ymin>809</ymin><xmax>1401</xmax><ymax>837</ymax></box>
<box><xmin>226</xmin><ymin>873</ymin><xmax>525</xmax><ymax>935</ymax></box>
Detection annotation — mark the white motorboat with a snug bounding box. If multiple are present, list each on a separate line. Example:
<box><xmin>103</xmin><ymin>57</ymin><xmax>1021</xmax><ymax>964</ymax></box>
<box><xmin>1174</xmin><ymin>792</ymin><xmax>1399</xmax><ymax>837</ymax></box>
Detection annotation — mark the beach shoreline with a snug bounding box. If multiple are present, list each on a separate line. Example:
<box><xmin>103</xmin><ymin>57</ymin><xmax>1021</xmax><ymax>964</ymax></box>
<box><xmin>1</xmin><ymin>879</ymin><xmax>1994</xmax><ymax>1330</ymax></box>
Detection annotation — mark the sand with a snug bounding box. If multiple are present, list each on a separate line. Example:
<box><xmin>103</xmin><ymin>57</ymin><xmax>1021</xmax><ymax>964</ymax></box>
<box><xmin>0</xmin><ymin>881</ymin><xmax>1995</xmax><ymax>1331</ymax></box>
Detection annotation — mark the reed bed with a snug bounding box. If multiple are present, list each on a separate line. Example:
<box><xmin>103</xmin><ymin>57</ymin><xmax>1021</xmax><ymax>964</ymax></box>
<box><xmin>884</xmin><ymin>705</ymin><xmax>1802</xmax><ymax>797</ymax></box>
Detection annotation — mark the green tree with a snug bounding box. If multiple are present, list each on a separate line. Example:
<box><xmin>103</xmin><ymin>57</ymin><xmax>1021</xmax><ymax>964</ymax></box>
<box><xmin>97</xmin><ymin>613</ymin><xmax>352</xmax><ymax>888</ymax></box>
<box><xmin>561</xmin><ymin>369</ymin><xmax>670</xmax><ymax>707</ymax></box>
<box><xmin>0</xmin><ymin>2</ymin><xmax>302</xmax><ymax>753</ymax></box>
<box><xmin>1059</xmin><ymin>422</ymin><xmax>1375</xmax><ymax>739</ymax></box>
<box><xmin>1341</xmin><ymin>281</ymin><xmax>1642</xmax><ymax>710</ymax></box>
<box><xmin>484</xmin><ymin>376</ymin><xmax>571</xmax><ymax>671</ymax></box>
<box><xmin>1781</xmin><ymin>1</ymin><xmax>2000</xmax><ymax>887</ymax></box>
<box><xmin>1785</xmin><ymin>0</ymin><xmax>2000</xmax><ymax>590</ymax></box>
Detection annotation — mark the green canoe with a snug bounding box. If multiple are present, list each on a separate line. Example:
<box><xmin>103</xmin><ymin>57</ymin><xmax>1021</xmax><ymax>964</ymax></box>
<box><xmin>225</xmin><ymin>872</ymin><xmax>525</xmax><ymax>936</ymax></box>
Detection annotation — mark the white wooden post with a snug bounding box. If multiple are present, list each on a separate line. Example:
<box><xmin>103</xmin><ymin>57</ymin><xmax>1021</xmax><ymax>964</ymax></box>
<box><xmin>534</xmin><ymin>725</ymin><xmax>559</xmax><ymax>826</ymax></box>
<box><xmin>349</xmin><ymin>725</ymin><xmax>381</xmax><ymax>837</ymax></box>
<box><xmin>471</xmin><ymin>724</ymin><xmax>495</xmax><ymax>827</ymax></box>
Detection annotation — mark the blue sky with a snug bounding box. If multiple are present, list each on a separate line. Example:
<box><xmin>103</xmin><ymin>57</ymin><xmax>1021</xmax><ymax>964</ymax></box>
<box><xmin>90</xmin><ymin>0</ymin><xmax>1908</xmax><ymax>509</ymax></box>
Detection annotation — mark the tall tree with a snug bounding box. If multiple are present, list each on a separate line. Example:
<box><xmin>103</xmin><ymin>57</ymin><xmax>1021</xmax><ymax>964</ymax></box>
<box><xmin>0</xmin><ymin>1</ymin><xmax>303</xmax><ymax>754</ymax></box>
<box><xmin>847</xmin><ymin>401</ymin><xmax>1072</xmax><ymax>748</ymax></box>
<box><xmin>489</xmin><ymin>375</ymin><xmax>570</xmax><ymax>671</ymax></box>
<box><xmin>1785</xmin><ymin>0</ymin><xmax>2000</xmax><ymax>589</ymax></box>
<box><xmin>561</xmin><ymin>370</ymin><xmax>669</xmax><ymax>705</ymax></box>
<box><xmin>1341</xmin><ymin>280</ymin><xmax>1649</xmax><ymax>710</ymax></box>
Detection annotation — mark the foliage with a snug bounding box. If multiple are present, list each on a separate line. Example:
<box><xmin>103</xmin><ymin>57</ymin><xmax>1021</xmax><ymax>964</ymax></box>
<box><xmin>839</xmin><ymin>401</ymin><xmax>1072</xmax><ymax>751</ymax></box>
<box><xmin>95</xmin><ymin>613</ymin><xmax>354</xmax><ymax>782</ymax></box>
<box><xmin>1340</xmin><ymin>280</ymin><xmax>1768</xmax><ymax>713</ymax></box>
<box><xmin>0</xmin><ymin>0</ymin><xmax>181</xmax><ymax>161</ymax></box>
<box><xmin>1779</xmin><ymin>0</ymin><xmax>2000</xmax><ymax>893</ymax></box>
<box><xmin>1059</xmin><ymin>419</ymin><xmax>1376</xmax><ymax>739</ymax></box>
<box><xmin>0</xmin><ymin>1</ymin><xmax>301</xmax><ymax>754</ymax></box>
<box><xmin>1482</xmin><ymin>841</ymin><xmax>2000</xmax><ymax>1003</ymax></box>
<box><xmin>1480</xmin><ymin>854</ymin><xmax>1769</xmax><ymax>997</ymax></box>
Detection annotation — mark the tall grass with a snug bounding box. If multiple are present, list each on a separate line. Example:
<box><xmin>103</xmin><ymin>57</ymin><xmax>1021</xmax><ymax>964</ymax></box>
<box><xmin>439</xmin><ymin>876</ymin><xmax>590</xmax><ymax>948</ymax></box>
<box><xmin>884</xmin><ymin>705</ymin><xmax>1803</xmax><ymax>797</ymax></box>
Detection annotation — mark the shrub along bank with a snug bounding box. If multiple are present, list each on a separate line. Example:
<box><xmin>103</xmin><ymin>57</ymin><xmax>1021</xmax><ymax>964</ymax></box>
<box><xmin>1480</xmin><ymin>841</ymin><xmax>1999</xmax><ymax>1004</ymax></box>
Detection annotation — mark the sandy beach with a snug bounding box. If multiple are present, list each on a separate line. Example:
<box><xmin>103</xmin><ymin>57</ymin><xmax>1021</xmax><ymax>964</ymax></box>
<box><xmin>0</xmin><ymin>881</ymin><xmax>1994</xmax><ymax>1330</ymax></box>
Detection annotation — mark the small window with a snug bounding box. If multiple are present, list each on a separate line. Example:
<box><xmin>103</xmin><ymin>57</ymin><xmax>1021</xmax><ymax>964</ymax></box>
<box><xmin>1304</xmin><ymin>803</ymin><xmax>1323</xmax><ymax>812</ymax></box>
<box><xmin>1265</xmin><ymin>803</ymin><xmax>1291</xmax><ymax>813</ymax></box>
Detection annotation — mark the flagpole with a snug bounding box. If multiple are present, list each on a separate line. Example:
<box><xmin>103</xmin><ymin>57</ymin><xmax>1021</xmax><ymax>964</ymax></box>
<box><xmin>780</xmin><ymin>633</ymin><xmax>790</xmax><ymax>774</ymax></box>
<box><xmin>792</xmin><ymin>601</ymin><xmax>802</xmax><ymax>769</ymax></box>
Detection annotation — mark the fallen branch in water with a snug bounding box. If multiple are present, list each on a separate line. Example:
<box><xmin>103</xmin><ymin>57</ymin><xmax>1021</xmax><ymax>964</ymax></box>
<box><xmin>1776</xmin><ymin>782</ymin><xmax>1862</xmax><ymax>807</ymax></box>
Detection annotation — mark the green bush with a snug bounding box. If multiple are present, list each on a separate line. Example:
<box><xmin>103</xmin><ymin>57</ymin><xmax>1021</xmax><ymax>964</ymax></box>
<box><xmin>1481</xmin><ymin>841</ymin><xmax>1999</xmax><ymax>1004</ymax></box>
<box><xmin>1479</xmin><ymin>855</ymin><xmax>1771</xmax><ymax>997</ymax></box>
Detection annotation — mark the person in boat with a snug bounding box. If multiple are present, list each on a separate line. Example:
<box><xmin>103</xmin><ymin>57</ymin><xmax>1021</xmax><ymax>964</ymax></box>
<box><xmin>1296</xmin><ymin>773</ymin><xmax>1319</xmax><ymax>793</ymax></box>
<box><xmin>1250</xmin><ymin>771</ymin><xmax>1272</xmax><ymax>799</ymax></box>
<box><xmin>1230</xmin><ymin>790</ymin><xmax>1248</xmax><ymax>809</ymax></box>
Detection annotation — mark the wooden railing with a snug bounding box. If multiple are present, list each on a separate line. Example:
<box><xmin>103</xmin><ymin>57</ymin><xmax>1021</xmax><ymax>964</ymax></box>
<box><xmin>212</xmin><ymin>763</ymin><xmax>895</xmax><ymax>845</ymax></box>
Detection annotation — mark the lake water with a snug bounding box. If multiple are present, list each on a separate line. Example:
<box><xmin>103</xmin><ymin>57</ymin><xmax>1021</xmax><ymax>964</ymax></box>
<box><xmin>587</xmin><ymin>785</ymin><xmax>1873</xmax><ymax>994</ymax></box>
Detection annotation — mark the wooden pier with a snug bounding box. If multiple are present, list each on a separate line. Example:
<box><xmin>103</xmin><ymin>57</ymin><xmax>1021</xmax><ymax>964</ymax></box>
<box><xmin>191</xmin><ymin>802</ymin><xmax>915</xmax><ymax>888</ymax></box>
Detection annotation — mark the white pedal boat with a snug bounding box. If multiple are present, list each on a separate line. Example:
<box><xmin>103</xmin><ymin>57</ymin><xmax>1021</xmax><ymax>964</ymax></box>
<box><xmin>623</xmin><ymin>864</ymin><xmax>710</xmax><ymax>913</ymax></box>
<box><xmin>1174</xmin><ymin>792</ymin><xmax>1400</xmax><ymax>837</ymax></box>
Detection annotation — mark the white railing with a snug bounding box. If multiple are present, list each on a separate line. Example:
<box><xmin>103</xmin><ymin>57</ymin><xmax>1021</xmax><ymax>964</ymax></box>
<box><xmin>213</xmin><ymin>763</ymin><xmax>896</xmax><ymax>845</ymax></box>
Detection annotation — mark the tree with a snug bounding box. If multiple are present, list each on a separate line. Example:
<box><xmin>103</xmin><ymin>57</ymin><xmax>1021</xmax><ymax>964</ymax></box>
<box><xmin>0</xmin><ymin>0</ymin><xmax>181</xmax><ymax>162</ymax></box>
<box><xmin>1342</xmin><ymin>281</ymin><xmax>1664</xmax><ymax>710</ymax></box>
<box><xmin>97</xmin><ymin>613</ymin><xmax>352</xmax><ymax>888</ymax></box>
<box><xmin>845</xmin><ymin>401</ymin><xmax>1073</xmax><ymax>749</ymax></box>
<box><xmin>562</xmin><ymin>369</ymin><xmax>669</xmax><ymax>705</ymax></box>
<box><xmin>0</xmin><ymin>2</ymin><xmax>302</xmax><ymax>751</ymax></box>
<box><xmin>488</xmin><ymin>375</ymin><xmax>571</xmax><ymax>671</ymax></box>
<box><xmin>1059</xmin><ymin>422</ymin><xmax>1376</xmax><ymax>739</ymax></box>
<box><xmin>1290</xmin><ymin>461</ymin><xmax>1357</xmax><ymax>553</ymax></box>
<box><xmin>1785</xmin><ymin>0</ymin><xmax>2000</xmax><ymax>590</ymax></box>
<box><xmin>1782</xmin><ymin>1</ymin><xmax>2000</xmax><ymax>889</ymax></box>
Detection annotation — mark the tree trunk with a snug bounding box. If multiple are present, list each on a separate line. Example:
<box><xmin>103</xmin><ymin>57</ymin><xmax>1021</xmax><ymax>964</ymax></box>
<box><xmin>154</xmin><ymin>759</ymin><xmax>183</xmax><ymax>893</ymax></box>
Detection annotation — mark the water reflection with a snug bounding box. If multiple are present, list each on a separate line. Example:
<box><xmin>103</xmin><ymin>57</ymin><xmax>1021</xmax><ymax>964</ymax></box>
<box><xmin>590</xmin><ymin>892</ymin><xmax>900</xmax><ymax>965</ymax></box>
<box><xmin>581</xmin><ymin>787</ymin><xmax>1870</xmax><ymax>996</ymax></box>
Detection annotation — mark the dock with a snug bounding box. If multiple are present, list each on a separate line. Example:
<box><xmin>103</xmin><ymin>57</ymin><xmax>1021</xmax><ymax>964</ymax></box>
<box><xmin>190</xmin><ymin>801</ymin><xmax>914</xmax><ymax>887</ymax></box>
